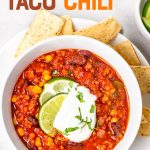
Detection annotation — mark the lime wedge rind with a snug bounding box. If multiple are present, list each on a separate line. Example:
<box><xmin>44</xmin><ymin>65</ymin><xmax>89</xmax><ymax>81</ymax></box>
<box><xmin>142</xmin><ymin>17</ymin><xmax>150</xmax><ymax>32</ymax></box>
<box><xmin>39</xmin><ymin>77</ymin><xmax>77</xmax><ymax>105</ymax></box>
<box><xmin>38</xmin><ymin>93</ymin><xmax>68</xmax><ymax>135</ymax></box>
<box><xmin>142</xmin><ymin>0</ymin><xmax>150</xmax><ymax>18</ymax></box>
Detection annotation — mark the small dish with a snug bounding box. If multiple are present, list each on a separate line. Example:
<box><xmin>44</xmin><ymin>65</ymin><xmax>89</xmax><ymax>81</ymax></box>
<box><xmin>135</xmin><ymin>0</ymin><xmax>150</xmax><ymax>40</ymax></box>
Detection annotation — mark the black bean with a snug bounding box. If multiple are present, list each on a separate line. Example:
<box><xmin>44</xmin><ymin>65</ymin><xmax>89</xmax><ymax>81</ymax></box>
<box><xmin>28</xmin><ymin>116</ymin><xmax>38</xmax><ymax>126</ymax></box>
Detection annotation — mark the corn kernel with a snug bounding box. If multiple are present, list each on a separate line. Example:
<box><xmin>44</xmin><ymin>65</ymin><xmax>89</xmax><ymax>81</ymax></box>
<box><xmin>46</xmin><ymin>137</ymin><xmax>53</xmax><ymax>146</ymax></box>
<box><xmin>45</xmin><ymin>55</ymin><xmax>53</xmax><ymax>63</ymax></box>
<box><xmin>35</xmin><ymin>137</ymin><xmax>42</xmax><ymax>147</ymax></box>
<box><xmin>110</xmin><ymin>88</ymin><xmax>116</xmax><ymax>95</ymax></box>
<box><xmin>110</xmin><ymin>109</ymin><xmax>117</xmax><ymax>116</ymax></box>
<box><xmin>11</xmin><ymin>95</ymin><xmax>17</xmax><ymax>103</ymax></box>
<box><xmin>17</xmin><ymin>127</ymin><xmax>24</xmax><ymax>137</ymax></box>
<box><xmin>111</xmin><ymin>118</ymin><xmax>118</xmax><ymax>123</ymax></box>
<box><xmin>39</xmin><ymin>81</ymin><xmax>45</xmax><ymax>87</ymax></box>
<box><xmin>103</xmin><ymin>68</ymin><xmax>110</xmax><ymax>76</ymax></box>
<box><xmin>38</xmin><ymin>146</ymin><xmax>43</xmax><ymax>150</ymax></box>
<box><xmin>62</xmin><ymin>69</ymin><xmax>68</xmax><ymax>76</ymax></box>
<box><xmin>43</xmin><ymin>74</ymin><xmax>51</xmax><ymax>81</ymax></box>
<box><xmin>102</xmin><ymin>94</ymin><xmax>109</xmax><ymax>102</ymax></box>
<box><xmin>42</xmin><ymin>71</ymin><xmax>51</xmax><ymax>81</ymax></box>
<box><xmin>32</xmin><ymin>86</ymin><xmax>42</xmax><ymax>94</ymax></box>
<box><xmin>43</xmin><ymin>70</ymin><xmax>50</xmax><ymax>75</ymax></box>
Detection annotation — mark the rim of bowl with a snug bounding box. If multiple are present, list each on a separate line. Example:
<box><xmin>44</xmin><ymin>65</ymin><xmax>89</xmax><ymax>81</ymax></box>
<box><xmin>136</xmin><ymin>0</ymin><xmax>150</xmax><ymax>40</ymax></box>
<box><xmin>1</xmin><ymin>35</ymin><xmax>142</xmax><ymax>150</ymax></box>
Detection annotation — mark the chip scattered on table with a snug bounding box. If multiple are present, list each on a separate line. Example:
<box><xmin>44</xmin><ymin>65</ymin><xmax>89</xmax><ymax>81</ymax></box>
<box><xmin>139</xmin><ymin>107</ymin><xmax>150</xmax><ymax>136</ymax></box>
<box><xmin>141</xmin><ymin>107</ymin><xmax>150</xmax><ymax>124</ymax></box>
<box><xmin>138</xmin><ymin>123</ymin><xmax>150</xmax><ymax>136</ymax></box>
<box><xmin>114</xmin><ymin>41</ymin><xmax>141</xmax><ymax>65</ymax></box>
<box><xmin>73</xmin><ymin>17</ymin><xmax>121</xmax><ymax>43</ymax></box>
<box><xmin>61</xmin><ymin>15</ymin><xmax>74</xmax><ymax>35</ymax></box>
<box><xmin>131</xmin><ymin>66</ymin><xmax>150</xmax><ymax>93</ymax></box>
<box><xmin>141</xmin><ymin>114</ymin><xmax>149</xmax><ymax>124</ymax></box>
<box><xmin>143</xmin><ymin>107</ymin><xmax>150</xmax><ymax>122</ymax></box>
<box><xmin>15</xmin><ymin>9</ymin><xmax>64</xmax><ymax>57</ymax></box>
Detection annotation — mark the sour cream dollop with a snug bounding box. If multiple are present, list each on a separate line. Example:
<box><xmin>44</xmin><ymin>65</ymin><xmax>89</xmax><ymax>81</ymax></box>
<box><xmin>53</xmin><ymin>85</ymin><xmax>97</xmax><ymax>142</ymax></box>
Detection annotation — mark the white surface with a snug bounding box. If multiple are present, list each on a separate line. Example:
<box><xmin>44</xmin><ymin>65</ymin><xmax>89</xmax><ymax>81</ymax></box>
<box><xmin>1</xmin><ymin>35</ymin><xmax>142</xmax><ymax>150</ymax></box>
<box><xmin>0</xmin><ymin>0</ymin><xmax>150</xmax><ymax>62</ymax></box>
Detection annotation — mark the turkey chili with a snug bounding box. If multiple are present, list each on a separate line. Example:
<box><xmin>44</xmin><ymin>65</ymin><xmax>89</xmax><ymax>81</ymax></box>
<box><xmin>11</xmin><ymin>49</ymin><xmax>129</xmax><ymax>150</ymax></box>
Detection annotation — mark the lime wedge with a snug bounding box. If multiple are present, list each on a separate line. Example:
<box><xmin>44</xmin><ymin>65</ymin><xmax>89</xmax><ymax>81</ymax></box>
<box><xmin>142</xmin><ymin>17</ymin><xmax>150</xmax><ymax>32</ymax></box>
<box><xmin>142</xmin><ymin>0</ymin><xmax>150</xmax><ymax>19</ymax></box>
<box><xmin>39</xmin><ymin>78</ymin><xmax>77</xmax><ymax>105</ymax></box>
<box><xmin>38</xmin><ymin>93</ymin><xmax>68</xmax><ymax>136</ymax></box>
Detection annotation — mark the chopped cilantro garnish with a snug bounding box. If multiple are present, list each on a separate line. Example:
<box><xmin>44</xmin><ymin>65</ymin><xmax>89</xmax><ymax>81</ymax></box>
<box><xmin>75</xmin><ymin>115</ymin><xmax>82</xmax><ymax>121</ymax></box>
<box><xmin>90</xmin><ymin>104</ymin><xmax>95</xmax><ymax>113</ymax></box>
<box><xmin>57</xmin><ymin>129</ymin><xmax>69</xmax><ymax>136</ymax></box>
<box><xmin>76</xmin><ymin>91</ymin><xmax>85</xmax><ymax>103</ymax></box>
<box><xmin>58</xmin><ymin>127</ymin><xmax>79</xmax><ymax>136</ymax></box>
<box><xmin>75</xmin><ymin>107</ymin><xmax>93</xmax><ymax>131</ymax></box>
<box><xmin>65</xmin><ymin>127</ymin><xmax>79</xmax><ymax>133</ymax></box>
<box><xmin>85</xmin><ymin>117</ymin><xmax>92</xmax><ymax>131</ymax></box>
<box><xmin>75</xmin><ymin>107</ymin><xmax>82</xmax><ymax>121</ymax></box>
<box><xmin>81</xmin><ymin>123</ymin><xmax>87</xmax><ymax>129</ymax></box>
<box><xmin>78</xmin><ymin>107</ymin><xmax>82</xmax><ymax>118</ymax></box>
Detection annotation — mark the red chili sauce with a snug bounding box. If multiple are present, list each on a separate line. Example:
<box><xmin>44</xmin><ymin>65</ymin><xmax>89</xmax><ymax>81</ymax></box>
<box><xmin>11</xmin><ymin>49</ymin><xmax>129</xmax><ymax>150</ymax></box>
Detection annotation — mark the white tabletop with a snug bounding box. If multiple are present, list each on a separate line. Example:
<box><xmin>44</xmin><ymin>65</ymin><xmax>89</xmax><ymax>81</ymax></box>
<box><xmin>0</xmin><ymin>0</ymin><xmax>150</xmax><ymax>150</ymax></box>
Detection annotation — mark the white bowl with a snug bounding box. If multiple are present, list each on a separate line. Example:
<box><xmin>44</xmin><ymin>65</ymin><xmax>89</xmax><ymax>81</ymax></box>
<box><xmin>136</xmin><ymin>0</ymin><xmax>150</xmax><ymax>40</ymax></box>
<box><xmin>2</xmin><ymin>35</ymin><xmax>142</xmax><ymax>150</ymax></box>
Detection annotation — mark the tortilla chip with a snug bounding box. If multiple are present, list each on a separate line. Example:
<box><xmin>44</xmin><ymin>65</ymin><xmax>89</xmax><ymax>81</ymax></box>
<box><xmin>131</xmin><ymin>66</ymin><xmax>150</xmax><ymax>93</ymax></box>
<box><xmin>15</xmin><ymin>9</ymin><xmax>64</xmax><ymax>57</ymax></box>
<box><xmin>141</xmin><ymin>114</ymin><xmax>149</xmax><ymax>124</ymax></box>
<box><xmin>138</xmin><ymin>123</ymin><xmax>150</xmax><ymax>136</ymax></box>
<box><xmin>114</xmin><ymin>41</ymin><xmax>141</xmax><ymax>65</ymax></box>
<box><xmin>140</xmin><ymin>107</ymin><xmax>150</xmax><ymax>124</ymax></box>
<box><xmin>143</xmin><ymin>107</ymin><xmax>150</xmax><ymax>122</ymax></box>
<box><xmin>73</xmin><ymin>17</ymin><xmax>121</xmax><ymax>43</ymax></box>
<box><xmin>139</xmin><ymin>107</ymin><xmax>150</xmax><ymax>136</ymax></box>
<box><xmin>61</xmin><ymin>15</ymin><xmax>74</xmax><ymax>35</ymax></box>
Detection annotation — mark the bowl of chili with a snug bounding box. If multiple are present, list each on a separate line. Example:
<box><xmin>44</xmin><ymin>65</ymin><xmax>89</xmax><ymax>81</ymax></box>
<box><xmin>2</xmin><ymin>35</ymin><xmax>142</xmax><ymax>150</ymax></box>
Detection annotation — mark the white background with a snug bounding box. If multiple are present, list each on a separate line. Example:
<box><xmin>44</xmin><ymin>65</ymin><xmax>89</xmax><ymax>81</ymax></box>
<box><xmin>0</xmin><ymin>0</ymin><xmax>150</xmax><ymax>62</ymax></box>
<box><xmin>0</xmin><ymin>0</ymin><xmax>150</xmax><ymax>150</ymax></box>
